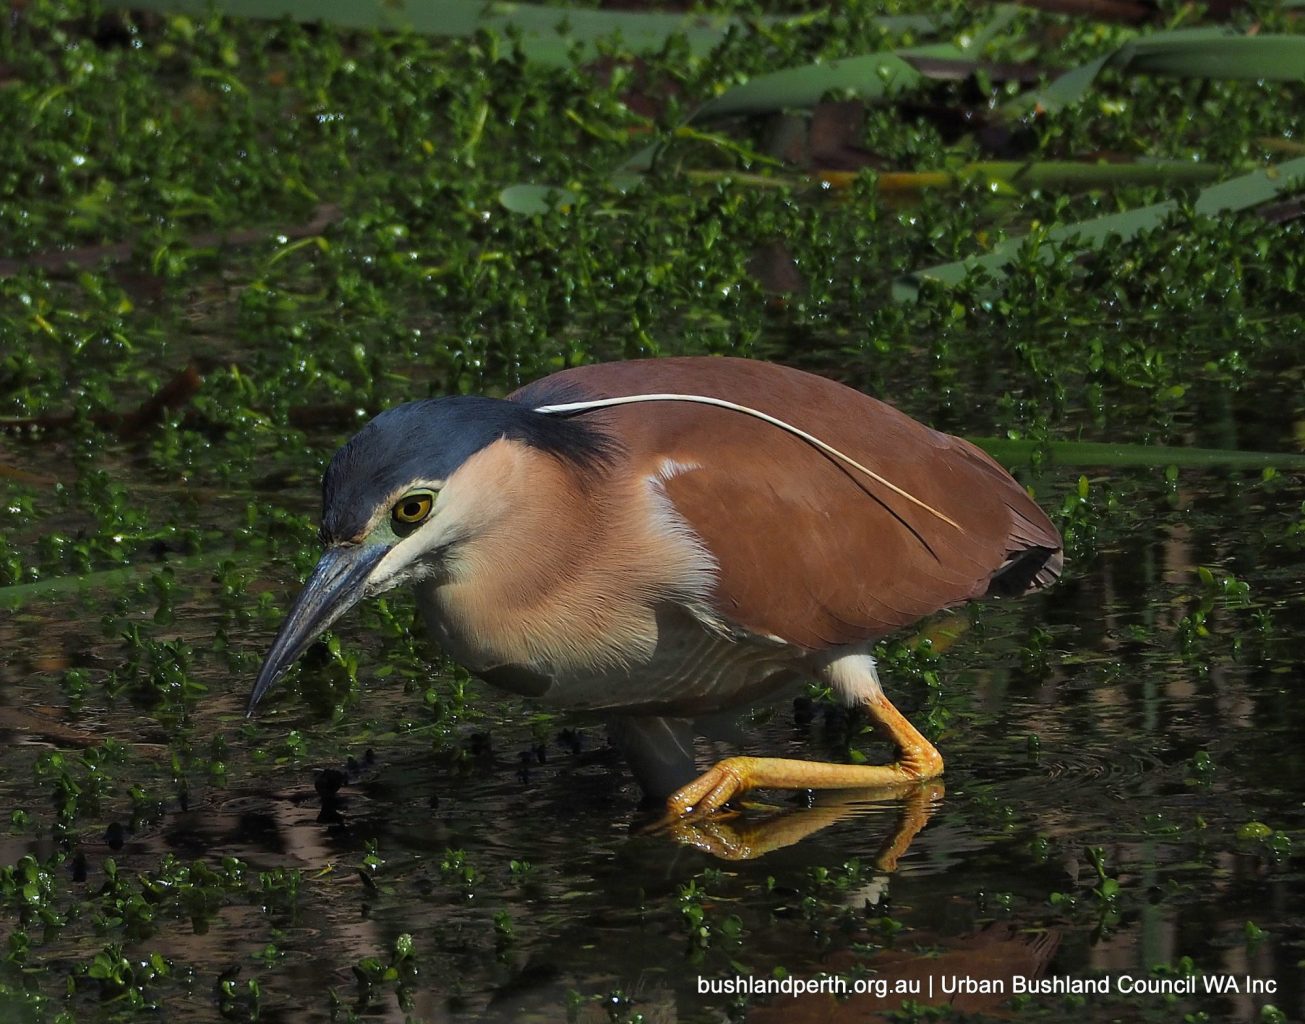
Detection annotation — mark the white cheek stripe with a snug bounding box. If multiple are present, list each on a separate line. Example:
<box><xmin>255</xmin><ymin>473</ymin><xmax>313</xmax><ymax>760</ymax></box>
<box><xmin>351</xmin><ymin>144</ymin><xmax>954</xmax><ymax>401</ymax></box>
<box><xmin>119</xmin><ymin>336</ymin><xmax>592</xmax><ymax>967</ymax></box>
<box><xmin>533</xmin><ymin>393</ymin><xmax>961</xmax><ymax>531</ymax></box>
<box><xmin>366</xmin><ymin>503</ymin><xmax>447</xmax><ymax>592</ymax></box>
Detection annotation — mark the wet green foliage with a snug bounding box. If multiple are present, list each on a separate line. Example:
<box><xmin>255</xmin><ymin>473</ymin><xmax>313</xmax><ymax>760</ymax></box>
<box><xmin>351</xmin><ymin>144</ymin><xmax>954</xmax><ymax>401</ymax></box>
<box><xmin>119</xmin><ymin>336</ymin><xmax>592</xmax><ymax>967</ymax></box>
<box><xmin>1</xmin><ymin>1</ymin><xmax>1304</xmax><ymax>1022</ymax></box>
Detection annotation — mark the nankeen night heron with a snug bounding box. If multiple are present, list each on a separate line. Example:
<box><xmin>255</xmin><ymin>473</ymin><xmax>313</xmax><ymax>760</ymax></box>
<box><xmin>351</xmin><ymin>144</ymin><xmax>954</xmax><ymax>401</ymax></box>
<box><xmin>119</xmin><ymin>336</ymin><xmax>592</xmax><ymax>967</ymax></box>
<box><xmin>250</xmin><ymin>357</ymin><xmax>1062</xmax><ymax>821</ymax></box>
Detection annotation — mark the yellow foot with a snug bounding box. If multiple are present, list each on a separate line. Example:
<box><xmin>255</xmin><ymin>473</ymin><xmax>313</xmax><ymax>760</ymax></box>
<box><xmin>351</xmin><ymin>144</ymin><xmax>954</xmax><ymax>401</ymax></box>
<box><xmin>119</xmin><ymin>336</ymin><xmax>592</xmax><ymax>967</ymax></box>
<box><xmin>664</xmin><ymin>756</ymin><xmax>761</xmax><ymax>820</ymax></box>
<box><xmin>653</xmin><ymin>749</ymin><xmax>942</xmax><ymax>827</ymax></box>
<box><xmin>647</xmin><ymin>692</ymin><xmax>943</xmax><ymax>828</ymax></box>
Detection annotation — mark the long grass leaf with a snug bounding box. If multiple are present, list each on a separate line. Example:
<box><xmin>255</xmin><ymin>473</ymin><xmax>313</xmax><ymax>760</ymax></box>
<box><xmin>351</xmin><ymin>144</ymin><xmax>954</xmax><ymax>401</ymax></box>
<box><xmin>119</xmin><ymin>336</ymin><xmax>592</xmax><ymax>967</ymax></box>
<box><xmin>693</xmin><ymin>55</ymin><xmax>924</xmax><ymax>119</ymax></box>
<box><xmin>691</xmin><ymin>4</ymin><xmax>1025</xmax><ymax>121</ymax></box>
<box><xmin>105</xmin><ymin>0</ymin><xmax>739</xmax><ymax>65</ymax></box>
<box><xmin>108</xmin><ymin>1</ymin><xmax>938</xmax><ymax>67</ymax></box>
<box><xmin>0</xmin><ymin>551</ymin><xmax>220</xmax><ymax>609</ymax></box>
<box><xmin>974</xmin><ymin>437</ymin><xmax>1305</xmax><ymax>470</ymax></box>
<box><xmin>845</xmin><ymin>159</ymin><xmax>1224</xmax><ymax>196</ymax></box>
<box><xmin>894</xmin><ymin>155</ymin><xmax>1305</xmax><ymax>301</ymax></box>
<box><xmin>1027</xmin><ymin>30</ymin><xmax>1305</xmax><ymax>113</ymax></box>
<box><xmin>971</xmin><ymin>160</ymin><xmax>1225</xmax><ymax>190</ymax></box>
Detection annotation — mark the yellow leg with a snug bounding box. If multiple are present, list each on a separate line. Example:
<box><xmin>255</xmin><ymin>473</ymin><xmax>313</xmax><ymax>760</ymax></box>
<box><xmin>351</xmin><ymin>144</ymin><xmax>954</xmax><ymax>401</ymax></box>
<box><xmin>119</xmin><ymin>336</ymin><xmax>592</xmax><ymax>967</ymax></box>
<box><xmin>661</xmin><ymin>694</ymin><xmax>943</xmax><ymax>821</ymax></box>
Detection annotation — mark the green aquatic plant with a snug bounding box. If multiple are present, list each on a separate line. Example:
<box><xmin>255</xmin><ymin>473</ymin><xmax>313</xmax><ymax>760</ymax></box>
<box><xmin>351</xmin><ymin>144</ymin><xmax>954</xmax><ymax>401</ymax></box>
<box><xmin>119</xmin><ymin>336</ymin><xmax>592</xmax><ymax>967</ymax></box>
<box><xmin>1</xmin><ymin>1</ymin><xmax>1303</xmax><ymax>1020</ymax></box>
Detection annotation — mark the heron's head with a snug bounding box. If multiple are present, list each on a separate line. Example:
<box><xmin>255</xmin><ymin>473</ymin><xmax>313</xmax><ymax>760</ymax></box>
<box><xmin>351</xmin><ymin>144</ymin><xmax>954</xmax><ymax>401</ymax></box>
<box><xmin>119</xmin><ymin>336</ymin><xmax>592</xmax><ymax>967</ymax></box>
<box><xmin>246</xmin><ymin>394</ymin><xmax>613</xmax><ymax>713</ymax></box>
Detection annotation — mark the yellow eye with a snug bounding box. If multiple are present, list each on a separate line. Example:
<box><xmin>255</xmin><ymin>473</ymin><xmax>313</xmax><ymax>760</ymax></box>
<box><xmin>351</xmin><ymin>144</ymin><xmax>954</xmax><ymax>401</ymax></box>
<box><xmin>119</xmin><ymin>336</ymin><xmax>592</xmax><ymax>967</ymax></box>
<box><xmin>392</xmin><ymin>493</ymin><xmax>433</xmax><ymax>525</ymax></box>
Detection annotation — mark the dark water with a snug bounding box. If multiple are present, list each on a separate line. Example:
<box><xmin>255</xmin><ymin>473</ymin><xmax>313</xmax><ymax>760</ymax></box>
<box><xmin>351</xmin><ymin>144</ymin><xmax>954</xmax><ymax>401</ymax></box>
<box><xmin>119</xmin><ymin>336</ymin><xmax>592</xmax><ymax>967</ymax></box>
<box><xmin>2</xmin><ymin>337</ymin><xmax>1303</xmax><ymax>1024</ymax></box>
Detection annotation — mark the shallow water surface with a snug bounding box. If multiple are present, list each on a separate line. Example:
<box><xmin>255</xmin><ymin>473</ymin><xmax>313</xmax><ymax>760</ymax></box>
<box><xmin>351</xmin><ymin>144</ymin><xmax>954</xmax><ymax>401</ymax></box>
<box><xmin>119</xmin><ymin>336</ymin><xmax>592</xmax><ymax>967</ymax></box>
<box><xmin>3</xmin><ymin>324</ymin><xmax>1303</xmax><ymax>1024</ymax></box>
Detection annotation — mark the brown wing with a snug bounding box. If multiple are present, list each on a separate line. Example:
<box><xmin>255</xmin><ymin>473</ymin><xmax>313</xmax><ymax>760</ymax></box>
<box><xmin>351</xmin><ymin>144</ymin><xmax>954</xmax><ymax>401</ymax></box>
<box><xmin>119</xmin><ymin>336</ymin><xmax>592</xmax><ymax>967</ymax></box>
<box><xmin>511</xmin><ymin>357</ymin><xmax>1062</xmax><ymax>650</ymax></box>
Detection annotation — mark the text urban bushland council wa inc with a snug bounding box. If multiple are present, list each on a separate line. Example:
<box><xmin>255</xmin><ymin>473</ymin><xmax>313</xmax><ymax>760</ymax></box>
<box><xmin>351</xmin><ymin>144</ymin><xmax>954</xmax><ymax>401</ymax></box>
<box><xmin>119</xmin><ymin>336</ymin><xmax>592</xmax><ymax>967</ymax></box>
<box><xmin>696</xmin><ymin>973</ymin><xmax>1279</xmax><ymax>999</ymax></box>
